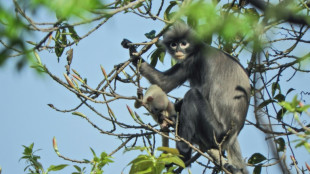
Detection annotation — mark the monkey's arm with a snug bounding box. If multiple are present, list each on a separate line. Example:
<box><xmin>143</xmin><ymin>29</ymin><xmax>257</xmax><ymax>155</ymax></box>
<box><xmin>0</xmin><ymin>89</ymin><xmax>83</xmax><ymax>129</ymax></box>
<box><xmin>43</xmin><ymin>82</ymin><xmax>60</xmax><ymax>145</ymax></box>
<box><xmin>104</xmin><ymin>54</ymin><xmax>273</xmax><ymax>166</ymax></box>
<box><xmin>122</xmin><ymin>39</ymin><xmax>187</xmax><ymax>93</ymax></box>
<box><xmin>140</xmin><ymin>62</ymin><xmax>187</xmax><ymax>93</ymax></box>
<box><xmin>121</xmin><ymin>39</ymin><xmax>144</xmax><ymax>66</ymax></box>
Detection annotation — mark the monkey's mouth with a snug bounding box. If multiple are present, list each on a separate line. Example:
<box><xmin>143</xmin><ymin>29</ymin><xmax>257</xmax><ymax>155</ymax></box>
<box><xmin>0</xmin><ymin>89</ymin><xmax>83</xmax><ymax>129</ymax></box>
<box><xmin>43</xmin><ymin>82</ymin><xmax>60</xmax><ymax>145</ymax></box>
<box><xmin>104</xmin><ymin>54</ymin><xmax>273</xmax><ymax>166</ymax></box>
<box><xmin>175</xmin><ymin>52</ymin><xmax>186</xmax><ymax>60</ymax></box>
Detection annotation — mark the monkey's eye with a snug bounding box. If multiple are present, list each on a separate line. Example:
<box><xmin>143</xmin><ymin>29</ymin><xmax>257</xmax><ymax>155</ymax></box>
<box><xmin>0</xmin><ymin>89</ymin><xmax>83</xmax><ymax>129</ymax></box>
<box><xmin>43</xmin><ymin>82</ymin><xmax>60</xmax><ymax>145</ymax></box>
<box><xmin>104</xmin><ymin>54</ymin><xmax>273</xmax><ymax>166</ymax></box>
<box><xmin>180</xmin><ymin>41</ymin><xmax>189</xmax><ymax>49</ymax></box>
<box><xmin>170</xmin><ymin>42</ymin><xmax>177</xmax><ymax>49</ymax></box>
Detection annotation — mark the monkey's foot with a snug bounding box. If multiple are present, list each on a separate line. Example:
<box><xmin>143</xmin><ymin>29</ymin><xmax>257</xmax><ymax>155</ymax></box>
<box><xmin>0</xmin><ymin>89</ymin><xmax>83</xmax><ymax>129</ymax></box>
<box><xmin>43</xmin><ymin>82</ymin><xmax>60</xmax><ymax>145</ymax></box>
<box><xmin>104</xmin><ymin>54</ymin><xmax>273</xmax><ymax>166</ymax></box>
<box><xmin>160</xmin><ymin>121</ymin><xmax>169</xmax><ymax>131</ymax></box>
<box><xmin>224</xmin><ymin>163</ymin><xmax>244</xmax><ymax>174</ymax></box>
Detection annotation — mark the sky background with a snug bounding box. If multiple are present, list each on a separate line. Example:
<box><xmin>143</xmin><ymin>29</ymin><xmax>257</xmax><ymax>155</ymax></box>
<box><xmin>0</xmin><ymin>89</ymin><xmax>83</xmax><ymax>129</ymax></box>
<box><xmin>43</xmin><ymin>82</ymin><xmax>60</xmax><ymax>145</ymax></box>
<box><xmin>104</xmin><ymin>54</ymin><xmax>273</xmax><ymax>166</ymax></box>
<box><xmin>1</xmin><ymin>1</ymin><xmax>310</xmax><ymax>174</ymax></box>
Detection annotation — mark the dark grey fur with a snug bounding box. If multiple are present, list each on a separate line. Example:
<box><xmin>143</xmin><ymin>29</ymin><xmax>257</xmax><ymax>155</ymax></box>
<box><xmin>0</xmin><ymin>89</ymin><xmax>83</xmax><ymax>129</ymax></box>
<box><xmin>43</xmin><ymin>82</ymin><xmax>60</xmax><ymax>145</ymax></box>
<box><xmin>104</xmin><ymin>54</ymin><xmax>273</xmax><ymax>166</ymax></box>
<box><xmin>122</xmin><ymin>23</ymin><xmax>250</xmax><ymax>174</ymax></box>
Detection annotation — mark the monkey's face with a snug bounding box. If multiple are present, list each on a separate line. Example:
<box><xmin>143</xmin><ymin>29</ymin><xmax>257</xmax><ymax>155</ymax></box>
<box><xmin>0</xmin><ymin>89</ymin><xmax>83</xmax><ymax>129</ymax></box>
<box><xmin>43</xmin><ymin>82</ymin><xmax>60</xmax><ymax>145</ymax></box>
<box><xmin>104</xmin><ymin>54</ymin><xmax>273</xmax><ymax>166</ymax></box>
<box><xmin>148</xmin><ymin>101</ymin><xmax>165</xmax><ymax>115</ymax></box>
<box><xmin>166</xmin><ymin>40</ymin><xmax>192</xmax><ymax>62</ymax></box>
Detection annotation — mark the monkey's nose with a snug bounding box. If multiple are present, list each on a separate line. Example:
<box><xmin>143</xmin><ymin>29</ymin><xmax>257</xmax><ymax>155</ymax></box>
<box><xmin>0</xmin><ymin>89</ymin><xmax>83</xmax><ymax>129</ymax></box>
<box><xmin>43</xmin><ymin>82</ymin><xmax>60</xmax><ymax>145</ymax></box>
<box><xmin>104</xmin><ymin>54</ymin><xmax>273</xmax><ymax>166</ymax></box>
<box><xmin>175</xmin><ymin>52</ymin><xmax>185</xmax><ymax>60</ymax></box>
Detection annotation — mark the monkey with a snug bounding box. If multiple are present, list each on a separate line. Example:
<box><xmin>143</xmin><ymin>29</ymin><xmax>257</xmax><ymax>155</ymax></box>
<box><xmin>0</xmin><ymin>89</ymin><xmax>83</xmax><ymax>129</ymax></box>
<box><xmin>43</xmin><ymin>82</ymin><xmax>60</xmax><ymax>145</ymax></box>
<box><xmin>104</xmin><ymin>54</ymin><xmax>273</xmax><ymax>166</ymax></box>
<box><xmin>134</xmin><ymin>84</ymin><xmax>176</xmax><ymax>147</ymax></box>
<box><xmin>122</xmin><ymin>22</ymin><xmax>250</xmax><ymax>174</ymax></box>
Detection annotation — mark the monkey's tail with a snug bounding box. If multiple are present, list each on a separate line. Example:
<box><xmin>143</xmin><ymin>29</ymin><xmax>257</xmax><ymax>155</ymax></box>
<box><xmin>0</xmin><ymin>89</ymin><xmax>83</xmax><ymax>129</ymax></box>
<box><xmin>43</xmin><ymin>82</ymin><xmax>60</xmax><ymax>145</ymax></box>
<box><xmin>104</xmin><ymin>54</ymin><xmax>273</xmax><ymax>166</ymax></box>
<box><xmin>162</xmin><ymin>132</ymin><xmax>169</xmax><ymax>147</ymax></box>
<box><xmin>227</xmin><ymin>140</ymin><xmax>249</xmax><ymax>174</ymax></box>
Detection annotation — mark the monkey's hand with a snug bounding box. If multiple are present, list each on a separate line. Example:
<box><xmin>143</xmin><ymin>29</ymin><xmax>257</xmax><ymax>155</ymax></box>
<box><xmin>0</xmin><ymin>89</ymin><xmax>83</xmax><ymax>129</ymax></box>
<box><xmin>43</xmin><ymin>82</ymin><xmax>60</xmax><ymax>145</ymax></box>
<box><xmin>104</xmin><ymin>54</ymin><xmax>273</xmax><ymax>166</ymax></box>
<box><xmin>121</xmin><ymin>39</ymin><xmax>138</xmax><ymax>55</ymax></box>
<box><xmin>121</xmin><ymin>39</ymin><xmax>144</xmax><ymax>66</ymax></box>
<box><xmin>121</xmin><ymin>39</ymin><xmax>132</xmax><ymax>49</ymax></box>
<box><xmin>168</xmin><ymin>115</ymin><xmax>176</xmax><ymax>127</ymax></box>
<box><xmin>134</xmin><ymin>87</ymin><xmax>143</xmax><ymax>108</ymax></box>
<box><xmin>137</xmin><ymin>87</ymin><xmax>143</xmax><ymax>99</ymax></box>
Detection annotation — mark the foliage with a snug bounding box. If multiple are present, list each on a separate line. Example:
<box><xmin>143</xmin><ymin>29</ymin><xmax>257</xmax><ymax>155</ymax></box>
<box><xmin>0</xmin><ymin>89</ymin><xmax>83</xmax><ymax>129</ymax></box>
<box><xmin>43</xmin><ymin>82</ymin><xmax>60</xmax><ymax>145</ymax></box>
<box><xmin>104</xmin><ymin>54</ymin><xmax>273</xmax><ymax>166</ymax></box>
<box><xmin>30</xmin><ymin>0</ymin><xmax>102</xmax><ymax>19</ymax></box>
<box><xmin>125</xmin><ymin>146</ymin><xmax>184</xmax><ymax>174</ymax></box>
<box><xmin>2</xmin><ymin>0</ymin><xmax>310</xmax><ymax>173</ymax></box>
<box><xmin>20</xmin><ymin>143</ymin><xmax>69</xmax><ymax>174</ymax></box>
<box><xmin>279</xmin><ymin>97</ymin><xmax>310</xmax><ymax>152</ymax></box>
<box><xmin>20</xmin><ymin>142</ymin><xmax>113</xmax><ymax>174</ymax></box>
<box><xmin>0</xmin><ymin>2</ymin><xmax>29</xmax><ymax>70</ymax></box>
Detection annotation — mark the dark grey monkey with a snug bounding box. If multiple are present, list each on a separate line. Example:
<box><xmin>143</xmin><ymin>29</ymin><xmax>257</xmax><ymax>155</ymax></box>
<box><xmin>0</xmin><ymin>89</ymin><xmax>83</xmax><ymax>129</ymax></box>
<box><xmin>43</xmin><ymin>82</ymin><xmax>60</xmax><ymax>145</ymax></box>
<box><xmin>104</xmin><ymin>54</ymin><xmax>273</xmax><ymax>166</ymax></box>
<box><xmin>122</xmin><ymin>23</ymin><xmax>250</xmax><ymax>174</ymax></box>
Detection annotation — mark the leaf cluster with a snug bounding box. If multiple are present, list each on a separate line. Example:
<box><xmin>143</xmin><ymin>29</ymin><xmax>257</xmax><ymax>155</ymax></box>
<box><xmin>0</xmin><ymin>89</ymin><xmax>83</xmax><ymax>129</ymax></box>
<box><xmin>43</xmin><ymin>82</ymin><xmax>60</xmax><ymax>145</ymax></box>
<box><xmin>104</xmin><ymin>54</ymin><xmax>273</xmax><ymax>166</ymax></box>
<box><xmin>20</xmin><ymin>143</ymin><xmax>68</xmax><ymax>174</ymax></box>
<box><xmin>125</xmin><ymin>146</ymin><xmax>184</xmax><ymax>174</ymax></box>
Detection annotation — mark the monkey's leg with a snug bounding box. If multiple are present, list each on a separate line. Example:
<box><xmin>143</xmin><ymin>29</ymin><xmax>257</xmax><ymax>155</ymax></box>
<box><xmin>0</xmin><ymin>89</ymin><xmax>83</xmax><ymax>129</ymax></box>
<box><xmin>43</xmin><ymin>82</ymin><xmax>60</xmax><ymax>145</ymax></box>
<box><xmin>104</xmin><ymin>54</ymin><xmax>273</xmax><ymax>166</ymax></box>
<box><xmin>177</xmin><ymin>88</ymin><xmax>223</xmax><ymax>149</ymax></box>
<box><xmin>176</xmin><ymin>93</ymin><xmax>195</xmax><ymax>162</ymax></box>
<box><xmin>174</xmin><ymin>99</ymin><xmax>183</xmax><ymax>113</ymax></box>
<box><xmin>178</xmin><ymin>89</ymin><xmax>247</xmax><ymax>174</ymax></box>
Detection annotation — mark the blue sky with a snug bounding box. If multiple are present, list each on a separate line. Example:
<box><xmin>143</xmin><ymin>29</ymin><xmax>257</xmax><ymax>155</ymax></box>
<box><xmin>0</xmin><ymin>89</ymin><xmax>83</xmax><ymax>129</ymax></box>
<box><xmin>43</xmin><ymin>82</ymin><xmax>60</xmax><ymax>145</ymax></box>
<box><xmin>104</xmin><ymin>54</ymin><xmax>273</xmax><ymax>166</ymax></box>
<box><xmin>1</xmin><ymin>1</ymin><xmax>310</xmax><ymax>174</ymax></box>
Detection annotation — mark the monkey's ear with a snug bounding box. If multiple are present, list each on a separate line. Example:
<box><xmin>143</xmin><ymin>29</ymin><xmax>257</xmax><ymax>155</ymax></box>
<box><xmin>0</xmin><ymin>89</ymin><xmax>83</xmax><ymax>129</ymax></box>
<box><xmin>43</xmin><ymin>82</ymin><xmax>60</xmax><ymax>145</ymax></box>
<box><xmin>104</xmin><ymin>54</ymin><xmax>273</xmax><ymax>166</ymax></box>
<box><xmin>146</xmin><ymin>96</ymin><xmax>154</xmax><ymax>102</ymax></box>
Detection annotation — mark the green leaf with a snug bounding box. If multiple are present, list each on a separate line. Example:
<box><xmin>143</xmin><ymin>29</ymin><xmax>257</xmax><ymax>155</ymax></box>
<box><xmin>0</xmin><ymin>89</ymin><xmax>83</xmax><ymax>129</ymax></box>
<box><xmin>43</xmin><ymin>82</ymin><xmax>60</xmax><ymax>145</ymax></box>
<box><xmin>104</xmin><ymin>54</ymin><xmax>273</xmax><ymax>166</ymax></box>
<box><xmin>275</xmin><ymin>138</ymin><xmax>285</xmax><ymax>152</ymax></box>
<box><xmin>128</xmin><ymin>155</ymin><xmax>151</xmax><ymax>165</ymax></box>
<box><xmin>150</xmin><ymin>56</ymin><xmax>158</xmax><ymax>67</ymax></box>
<box><xmin>150</xmin><ymin>47</ymin><xmax>166</xmax><ymax>65</ymax></box>
<box><xmin>33</xmin><ymin>51</ymin><xmax>42</xmax><ymax>64</ymax></box>
<box><xmin>145</xmin><ymin>30</ymin><xmax>156</xmax><ymax>39</ymax></box>
<box><xmin>93</xmin><ymin>156</ymin><xmax>100</xmax><ymax>163</ymax></box>
<box><xmin>32</xmin><ymin>0</ymin><xmax>101</xmax><ymax>18</ymax></box>
<box><xmin>73</xmin><ymin>165</ymin><xmax>81</xmax><ymax>172</ymax></box>
<box><xmin>222</xmin><ymin>3</ymin><xmax>233</xmax><ymax>9</ymax></box>
<box><xmin>299</xmin><ymin>104</ymin><xmax>310</xmax><ymax>112</ymax></box>
<box><xmin>286</xmin><ymin>88</ymin><xmax>295</xmax><ymax>95</ymax></box>
<box><xmin>55</xmin><ymin>43</ymin><xmax>64</xmax><ymax>58</ymax></box>
<box><xmin>72</xmin><ymin>112</ymin><xmax>87</xmax><ymax>118</ymax></box>
<box><xmin>90</xmin><ymin>147</ymin><xmax>97</xmax><ymax>157</ymax></box>
<box><xmin>278</xmin><ymin>101</ymin><xmax>292</xmax><ymax>111</ymax></box>
<box><xmin>248</xmin><ymin>153</ymin><xmax>267</xmax><ymax>164</ymax></box>
<box><xmin>150</xmin><ymin>48</ymin><xmax>166</xmax><ymax>67</ymax></box>
<box><xmin>30</xmin><ymin>64</ymin><xmax>46</xmax><ymax>73</ymax></box>
<box><xmin>47</xmin><ymin>164</ymin><xmax>68</xmax><ymax>171</ymax></box>
<box><xmin>133</xmin><ymin>2</ymin><xmax>143</xmax><ymax>8</ymax></box>
<box><xmin>258</xmin><ymin>99</ymin><xmax>275</xmax><ymax>109</ymax></box>
<box><xmin>166</xmin><ymin>165</ymin><xmax>178</xmax><ymax>173</ymax></box>
<box><xmin>55</xmin><ymin>29</ymin><xmax>65</xmax><ymax>58</ymax></box>
<box><xmin>128</xmin><ymin>155</ymin><xmax>154</xmax><ymax>174</ymax></box>
<box><xmin>171</xmin><ymin>58</ymin><xmax>177</xmax><ymax>66</ymax></box>
<box><xmin>271</xmin><ymin>82</ymin><xmax>281</xmax><ymax>97</ymax></box>
<box><xmin>276</xmin><ymin>108</ymin><xmax>287</xmax><ymax>121</ymax></box>
<box><xmin>154</xmin><ymin>163</ymin><xmax>166</xmax><ymax>174</ymax></box>
<box><xmin>159</xmin><ymin>155</ymin><xmax>185</xmax><ymax>168</ymax></box>
<box><xmin>245</xmin><ymin>8</ymin><xmax>260</xmax><ymax>22</ymax></box>
<box><xmin>22</xmin><ymin>143</ymin><xmax>34</xmax><ymax>156</ymax></box>
<box><xmin>67</xmin><ymin>25</ymin><xmax>81</xmax><ymax>43</ymax></box>
<box><xmin>157</xmin><ymin>147</ymin><xmax>179</xmax><ymax>155</ymax></box>
<box><xmin>187</xmin><ymin>15</ymin><xmax>197</xmax><ymax>29</ymax></box>
<box><xmin>274</xmin><ymin>94</ymin><xmax>285</xmax><ymax>102</ymax></box>
<box><xmin>159</xmin><ymin>51</ymin><xmax>165</xmax><ymax>63</ymax></box>
<box><xmin>61</xmin><ymin>28</ymin><xmax>67</xmax><ymax>45</ymax></box>
<box><xmin>99</xmin><ymin>152</ymin><xmax>114</xmax><ymax>166</ymax></box>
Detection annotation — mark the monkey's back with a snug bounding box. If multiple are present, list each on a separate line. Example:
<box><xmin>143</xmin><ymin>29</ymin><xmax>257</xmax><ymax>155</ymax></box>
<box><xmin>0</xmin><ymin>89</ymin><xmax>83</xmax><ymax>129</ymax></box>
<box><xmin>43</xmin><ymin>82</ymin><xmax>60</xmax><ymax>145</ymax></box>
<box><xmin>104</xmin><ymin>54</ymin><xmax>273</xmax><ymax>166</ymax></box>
<box><xmin>197</xmin><ymin>46</ymin><xmax>251</xmax><ymax>134</ymax></box>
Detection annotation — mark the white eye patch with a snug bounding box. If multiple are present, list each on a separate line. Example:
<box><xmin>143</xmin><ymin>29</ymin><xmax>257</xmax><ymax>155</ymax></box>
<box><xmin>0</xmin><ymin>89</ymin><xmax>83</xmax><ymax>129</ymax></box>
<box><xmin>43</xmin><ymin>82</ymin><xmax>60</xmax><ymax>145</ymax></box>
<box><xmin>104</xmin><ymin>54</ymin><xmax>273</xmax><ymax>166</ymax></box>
<box><xmin>170</xmin><ymin>42</ymin><xmax>177</xmax><ymax>50</ymax></box>
<box><xmin>180</xmin><ymin>41</ymin><xmax>189</xmax><ymax>49</ymax></box>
